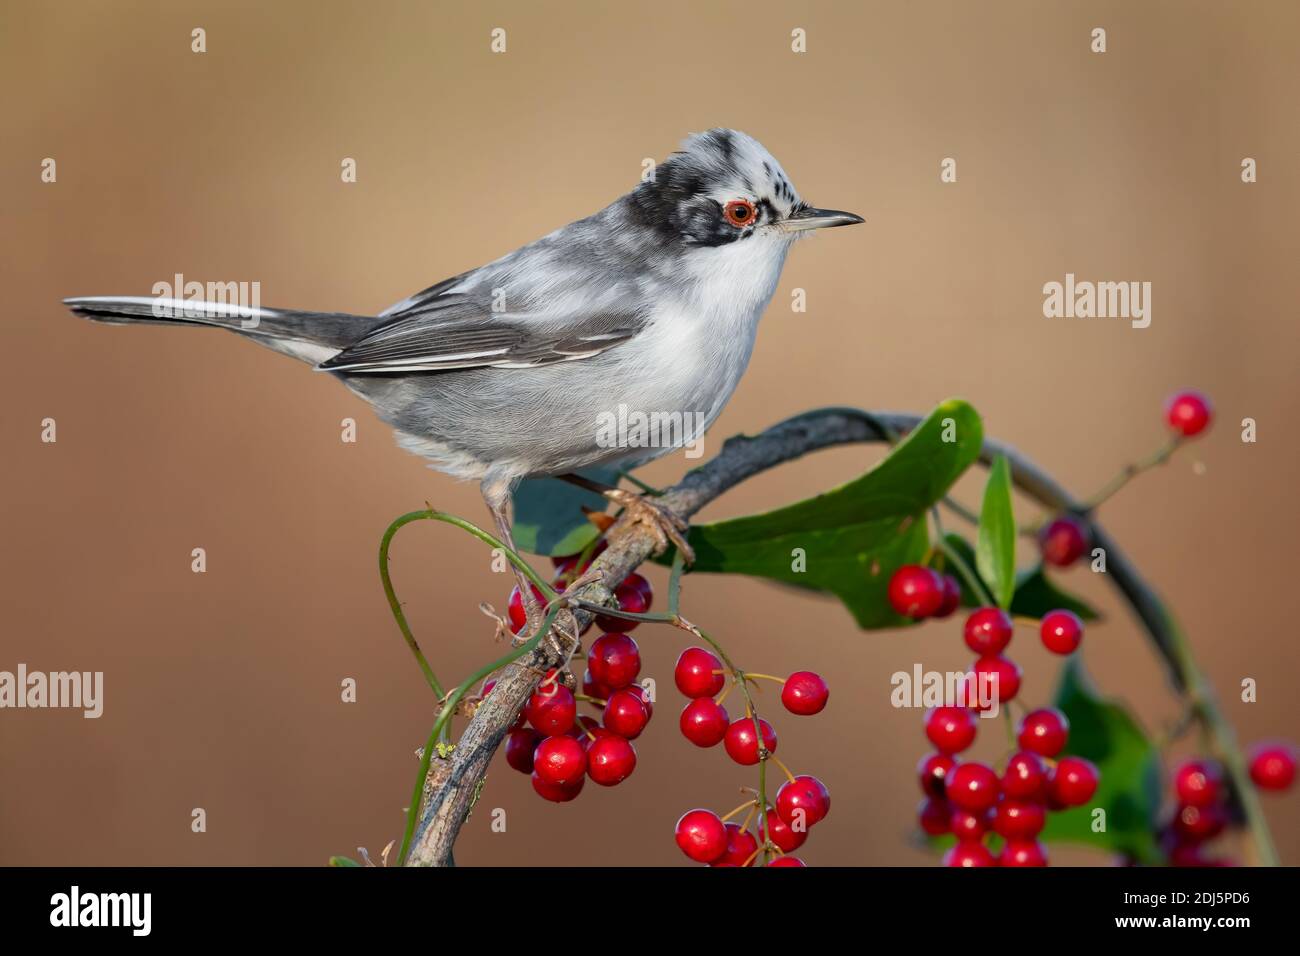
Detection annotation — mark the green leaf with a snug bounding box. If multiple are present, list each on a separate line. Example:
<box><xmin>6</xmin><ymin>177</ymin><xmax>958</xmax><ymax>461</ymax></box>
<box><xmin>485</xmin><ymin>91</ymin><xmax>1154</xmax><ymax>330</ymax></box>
<box><xmin>1039</xmin><ymin>658</ymin><xmax>1162</xmax><ymax>863</ymax></box>
<box><xmin>680</xmin><ymin>400</ymin><xmax>984</xmax><ymax>628</ymax></box>
<box><xmin>975</xmin><ymin>455</ymin><xmax>1016</xmax><ymax>608</ymax></box>
<box><xmin>1011</xmin><ymin>566</ymin><xmax>1099</xmax><ymax>621</ymax></box>
<box><xmin>328</xmin><ymin>855</ymin><xmax>362</xmax><ymax>867</ymax></box>
<box><xmin>511</xmin><ymin>466</ymin><xmax>620</xmax><ymax>556</ymax></box>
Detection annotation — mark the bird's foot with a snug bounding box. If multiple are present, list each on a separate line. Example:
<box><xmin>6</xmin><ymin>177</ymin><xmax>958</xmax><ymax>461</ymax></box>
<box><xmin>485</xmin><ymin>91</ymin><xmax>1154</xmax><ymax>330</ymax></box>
<box><xmin>603</xmin><ymin>489</ymin><xmax>695</xmax><ymax>564</ymax></box>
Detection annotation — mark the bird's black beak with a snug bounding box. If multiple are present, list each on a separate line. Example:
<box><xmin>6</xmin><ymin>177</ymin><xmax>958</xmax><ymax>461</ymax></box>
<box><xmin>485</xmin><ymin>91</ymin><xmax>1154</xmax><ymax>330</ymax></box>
<box><xmin>780</xmin><ymin>205</ymin><xmax>865</xmax><ymax>233</ymax></box>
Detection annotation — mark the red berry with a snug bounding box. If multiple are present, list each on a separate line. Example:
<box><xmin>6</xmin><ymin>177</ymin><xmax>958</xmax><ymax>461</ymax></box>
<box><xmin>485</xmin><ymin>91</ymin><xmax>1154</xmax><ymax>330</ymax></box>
<box><xmin>993</xmin><ymin>799</ymin><xmax>1046</xmax><ymax>840</ymax></box>
<box><xmin>679</xmin><ymin>698</ymin><xmax>729</xmax><ymax>747</ymax></box>
<box><xmin>1173</xmin><ymin>759</ymin><xmax>1223</xmax><ymax>807</ymax></box>
<box><xmin>711</xmin><ymin>823</ymin><xmax>760</xmax><ymax>868</ymax></box>
<box><xmin>1249</xmin><ymin>743</ymin><xmax>1296</xmax><ymax>791</ymax></box>
<box><xmin>1017</xmin><ymin>708</ymin><xmax>1070</xmax><ymax>757</ymax></box>
<box><xmin>766</xmin><ymin>856</ymin><xmax>806</xmax><ymax>867</ymax></box>
<box><xmin>764</xmin><ymin>807</ymin><xmax>808</xmax><ymax>852</ymax></box>
<box><xmin>776</xmin><ymin>775</ymin><xmax>831</xmax><ymax>828</ymax></box>
<box><xmin>1165</xmin><ymin>390</ymin><xmax>1213</xmax><ymax>438</ymax></box>
<box><xmin>533</xmin><ymin>735</ymin><xmax>587</xmax><ymax>787</ymax></box>
<box><xmin>1001</xmin><ymin>751</ymin><xmax>1047</xmax><ymax>800</ymax></box>
<box><xmin>946</xmin><ymin>762</ymin><xmax>1000</xmax><ymax>813</ymax></box>
<box><xmin>581</xmin><ymin>668</ymin><xmax>611</xmax><ymax>704</ymax></box>
<box><xmin>1000</xmin><ymin>839</ymin><xmax>1048</xmax><ymax>867</ymax></box>
<box><xmin>1050</xmin><ymin>756</ymin><xmax>1099</xmax><ymax>807</ymax></box>
<box><xmin>969</xmin><ymin>655</ymin><xmax>1022</xmax><ymax>706</ymax></box>
<box><xmin>963</xmin><ymin>607</ymin><xmax>1013</xmax><ymax>655</ymax></box>
<box><xmin>781</xmin><ymin>671</ymin><xmax>829</xmax><ymax>716</ymax></box>
<box><xmin>888</xmin><ymin>564</ymin><xmax>945</xmax><ymax>619</ymax></box>
<box><xmin>918</xmin><ymin>798</ymin><xmax>950</xmax><ymax>835</ymax></box>
<box><xmin>588</xmin><ymin>633</ymin><xmax>641</xmax><ymax>690</ymax></box>
<box><xmin>1173</xmin><ymin>803</ymin><xmax>1226</xmax><ymax>843</ymax></box>
<box><xmin>531</xmin><ymin>770</ymin><xmax>584</xmax><ymax>802</ymax></box>
<box><xmin>1038</xmin><ymin>516</ymin><xmax>1088</xmax><ymax>568</ymax></box>
<box><xmin>602</xmin><ymin>688</ymin><xmax>650</xmax><ymax>739</ymax></box>
<box><xmin>1040</xmin><ymin>609</ymin><xmax>1084</xmax><ymax>655</ymax></box>
<box><xmin>935</xmin><ymin>574</ymin><xmax>962</xmax><ymax>618</ymax></box>
<box><xmin>674</xmin><ymin>647</ymin><xmax>725</xmax><ymax>698</ymax></box>
<box><xmin>525</xmin><ymin>683</ymin><xmax>576</xmax><ymax>737</ymax></box>
<box><xmin>950</xmin><ymin>808</ymin><xmax>990</xmax><ymax>841</ymax></box>
<box><xmin>595</xmin><ymin>572</ymin><xmax>653</xmax><ymax>632</ymax></box>
<box><xmin>724</xmin><ymin>717</ymin><xmax>777</xmax><ymax>765</ymax></box>
<box><xmin>586</xmin><ymin>734</ymin><xmax>636</xmax><ymax>786</ymax></box>
<box><xmin>507</xmin><ymin>583</ymin><xmax>547</xmax><ymax>634</ymax></box>
<box><xmin>674</xmin><ymin>809</ymin><xmax>727</xmax><ymax>863</ymax></box>
<box><xmin>505</xmin><ymin>728</ymin><xmax>541</xmax><ymax>774</ymax></box>
<box><xmin>925</xmin><ymin>706</ymin><xmax>977</xmax><ymax>754</ymax></box>
<box><xmin>918</xmin><ymin>752</ymin><xmax>957</xmax><ymax>799</ymax></box>
<box><xmin>944</xmin><ymin>841</ymin><xmax>996</xmax><ymax>867</ymax></box>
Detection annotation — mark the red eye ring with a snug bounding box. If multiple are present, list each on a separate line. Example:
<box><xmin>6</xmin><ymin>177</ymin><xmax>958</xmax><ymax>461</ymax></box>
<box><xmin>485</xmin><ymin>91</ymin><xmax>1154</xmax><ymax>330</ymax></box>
<box><xmin>723</xmin><ymin>200</ymin><xmax>757</xmax><ymax>228</ymax></box>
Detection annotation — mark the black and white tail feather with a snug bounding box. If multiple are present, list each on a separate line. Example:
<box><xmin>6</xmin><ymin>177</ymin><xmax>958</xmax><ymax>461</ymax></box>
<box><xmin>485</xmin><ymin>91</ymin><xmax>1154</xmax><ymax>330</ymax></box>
<box><xmin>63</xmin><ymin>296</ymin><xmax>376</xmax><ymax>366</ymax></box>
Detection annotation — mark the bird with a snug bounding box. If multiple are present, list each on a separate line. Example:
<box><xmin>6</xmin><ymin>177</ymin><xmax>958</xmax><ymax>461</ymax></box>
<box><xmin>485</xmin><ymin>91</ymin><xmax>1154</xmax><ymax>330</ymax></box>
<box><xmin>65</xmin><ymin>128</ymin><xmax>862</xmax><ymax>619</ymax></box>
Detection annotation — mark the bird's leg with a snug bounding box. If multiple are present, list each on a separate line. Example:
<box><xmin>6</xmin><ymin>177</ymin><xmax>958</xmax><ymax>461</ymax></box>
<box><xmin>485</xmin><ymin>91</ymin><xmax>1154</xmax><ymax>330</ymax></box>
<box><xmin>481</xmin><ymin>477</ymin><xmax>544</xmax><ymax>636</ymax></box>
<box><xmin>556</xmin><ymin>473</ymin><xmax>695</xmax><ymax>564</ymax></box>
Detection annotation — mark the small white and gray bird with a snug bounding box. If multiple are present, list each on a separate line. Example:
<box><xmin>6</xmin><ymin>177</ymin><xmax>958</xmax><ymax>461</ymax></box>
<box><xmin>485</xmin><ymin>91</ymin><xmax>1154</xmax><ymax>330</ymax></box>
<box><xmin>65</xmin><ymin>128</ymin><xmax>861</xmax><ymax>584</ymax></box>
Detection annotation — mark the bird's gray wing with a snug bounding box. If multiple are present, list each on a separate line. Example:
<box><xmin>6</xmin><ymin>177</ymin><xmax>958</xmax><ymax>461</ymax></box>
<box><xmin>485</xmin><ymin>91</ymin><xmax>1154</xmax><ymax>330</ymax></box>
<box><xmin>316</xmin><ymin>295</ymin><xmax>646</xmax><ymax>374</ymax></box>
<box><xmin>377</xmin><ymin>271</ymin><xmax>476</xmax><ymax>319</ymax></box>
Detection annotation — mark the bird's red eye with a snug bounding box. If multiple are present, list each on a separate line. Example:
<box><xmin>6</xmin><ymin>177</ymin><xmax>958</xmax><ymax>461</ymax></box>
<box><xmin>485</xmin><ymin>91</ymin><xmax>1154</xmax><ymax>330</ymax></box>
<box><xmin>723</xmin><ymin>200</ymin><xmax>757</xmax><ymax>228</ymax></box>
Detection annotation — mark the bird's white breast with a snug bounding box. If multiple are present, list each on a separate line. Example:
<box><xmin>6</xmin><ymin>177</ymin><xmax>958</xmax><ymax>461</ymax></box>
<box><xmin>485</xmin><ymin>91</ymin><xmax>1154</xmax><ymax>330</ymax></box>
<box><xmin>635</xmin><ymin>235</ymin><xmax>791</xmax><ymax>428</ymax></box>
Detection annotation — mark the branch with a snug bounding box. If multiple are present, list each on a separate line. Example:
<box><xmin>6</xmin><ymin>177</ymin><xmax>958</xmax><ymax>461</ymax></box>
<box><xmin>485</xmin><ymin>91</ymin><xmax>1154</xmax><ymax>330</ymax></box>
<box><xmin>404</xmin><ymin>407</ymin><xmax>1273</xmax><ymax>866</ymax></box>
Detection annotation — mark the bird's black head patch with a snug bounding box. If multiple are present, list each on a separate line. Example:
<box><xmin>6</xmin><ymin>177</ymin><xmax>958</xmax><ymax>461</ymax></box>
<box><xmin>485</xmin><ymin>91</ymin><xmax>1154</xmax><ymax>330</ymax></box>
<box><xmin>625</xmin><ymin>129</ymin><xmax>802</xmax><ymax>247</ymax></box>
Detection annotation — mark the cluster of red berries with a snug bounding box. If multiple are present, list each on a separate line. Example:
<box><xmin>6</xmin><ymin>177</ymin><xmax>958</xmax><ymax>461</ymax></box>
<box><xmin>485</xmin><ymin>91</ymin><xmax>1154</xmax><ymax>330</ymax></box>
<box><xmin>673</xmin><ymin>651</ymin><xmax>831</xmax><ymax>867</ymax></box>
<box><xmin>891</xmin><ymin>389</ymin><xmax>1225</xmax><ymax>862</ymax></box>
<box><xmin>919</xmin><ymin>703</ymin><xmax>1098</xmax><ymax>866</ymax></box>
<box><xmin>890</xmin><ymin>562</ymin><xmax>1095</xmax><ymax>865</ymax></box>
<box><xmin>1159</xmin><ymin>745</ymin><xmax>1295</xmax><ymax>866</ymax></box>
<box><xmin>493</xmin><ymin>539</ymin><xmax>834</xmax><ymax>865</ymax></box>
<box><xmin>493</xmin><ymin>542</ymin><xmax>655</xmax><ymax>802</ymax></box>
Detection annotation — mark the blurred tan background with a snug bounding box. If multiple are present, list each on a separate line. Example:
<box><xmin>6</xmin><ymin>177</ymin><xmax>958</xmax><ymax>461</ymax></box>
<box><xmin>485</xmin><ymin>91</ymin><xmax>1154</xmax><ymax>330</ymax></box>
<box><xmin>1</xmin><ymin>0</ymin><xmax>1296</xmax><ymax>866</ymax></box>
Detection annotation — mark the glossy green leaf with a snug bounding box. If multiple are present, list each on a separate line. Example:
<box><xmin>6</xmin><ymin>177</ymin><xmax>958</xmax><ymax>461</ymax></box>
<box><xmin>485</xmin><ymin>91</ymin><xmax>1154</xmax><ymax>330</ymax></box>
<box><xmin>976</xmin><ymin>455</ymin><xmax>1016</xmax><ymax>608</ymax></box>
<box><xmin>680</xmin><ymin>400</ymin><xmax>984</xmax><ymax>628</ymax></box>
<box><xmin>511</xmin><ymin>466</ymin><xmax>620</xmax><ymax>557</ymax></box>
<box><xmin>1039</xmin><ymin>658</ymin><xmax>1162</xmax><ymax>863</ymax></box>
<box><xmin>328</xmin><ymin>856</ymin><xmax>362</xmax><ymax>867</ymax></box>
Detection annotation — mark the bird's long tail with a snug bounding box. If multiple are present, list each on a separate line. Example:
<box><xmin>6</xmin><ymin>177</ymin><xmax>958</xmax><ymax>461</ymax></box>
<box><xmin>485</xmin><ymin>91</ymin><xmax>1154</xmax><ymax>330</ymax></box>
<box><xmin>63</xmin><ymin>295</ymin><xmax>378</xmax><ymax>365</ymax></box>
